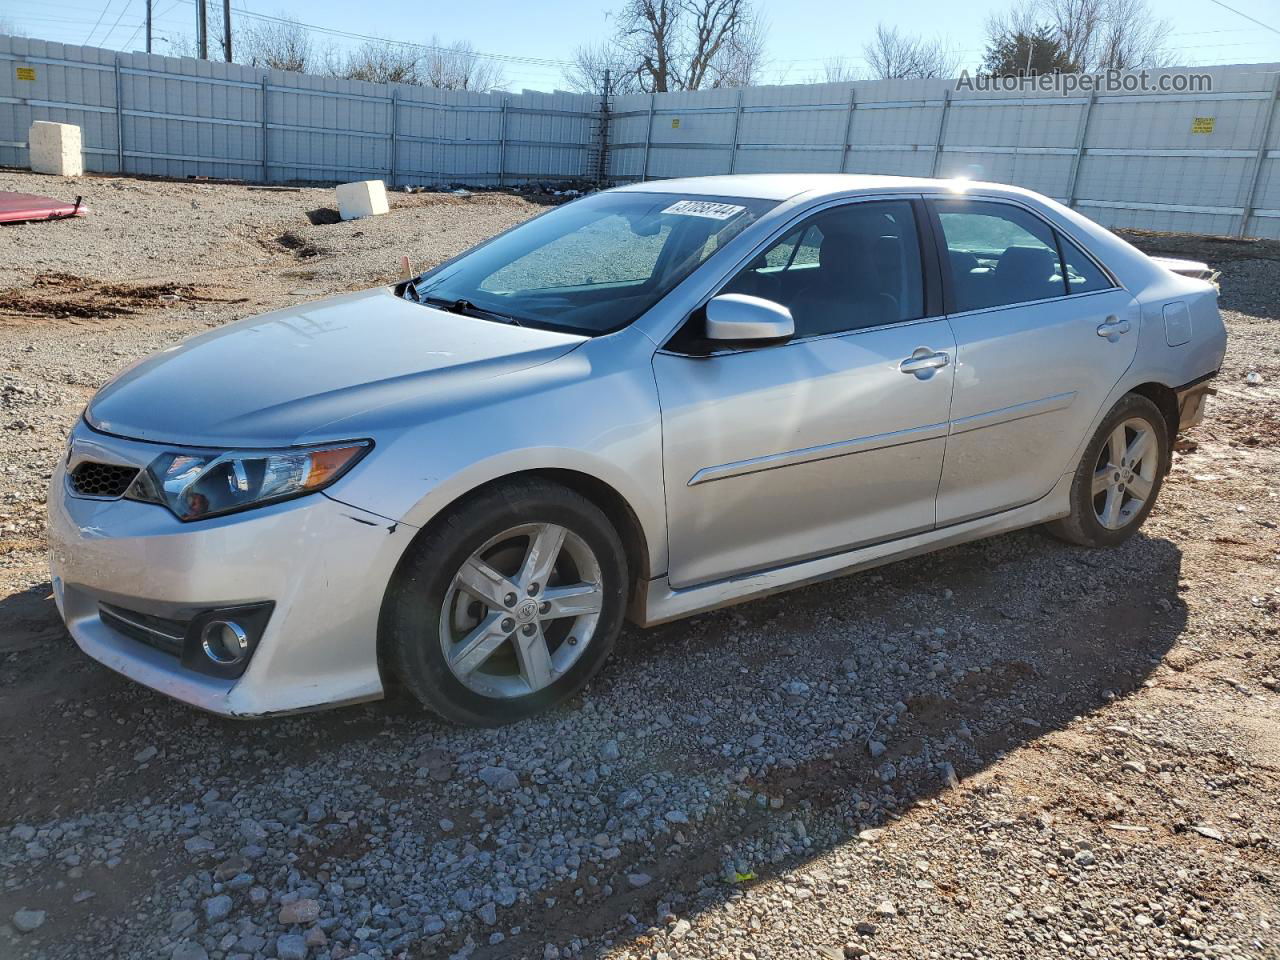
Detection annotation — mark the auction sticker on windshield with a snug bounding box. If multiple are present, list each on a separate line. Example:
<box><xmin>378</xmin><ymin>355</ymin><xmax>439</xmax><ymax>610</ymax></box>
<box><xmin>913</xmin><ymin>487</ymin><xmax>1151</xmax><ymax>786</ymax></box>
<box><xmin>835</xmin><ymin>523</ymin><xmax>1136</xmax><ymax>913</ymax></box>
<box><xmin>662</xmin><ymin>200</ymin><xmax>747</xmax><ymax>220</ymax></box>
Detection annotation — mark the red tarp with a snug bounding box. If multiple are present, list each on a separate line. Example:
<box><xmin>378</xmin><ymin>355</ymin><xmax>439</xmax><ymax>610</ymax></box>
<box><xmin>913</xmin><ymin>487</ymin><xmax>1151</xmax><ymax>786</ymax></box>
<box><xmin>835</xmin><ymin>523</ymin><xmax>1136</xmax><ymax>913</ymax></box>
<box><xmin>0</xmin><ymin>191</ymin><xmax>86</xmax><ymax>224</ymax></box>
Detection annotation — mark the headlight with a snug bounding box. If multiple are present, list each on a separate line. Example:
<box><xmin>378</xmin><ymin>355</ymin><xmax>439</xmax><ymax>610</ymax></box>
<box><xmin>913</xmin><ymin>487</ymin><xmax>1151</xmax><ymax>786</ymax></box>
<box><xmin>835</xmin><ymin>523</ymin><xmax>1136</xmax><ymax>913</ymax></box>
<box><xmin>126</xmin><ymin>441</ymin><xmax>371</xmax><ymax>521</ymax></box>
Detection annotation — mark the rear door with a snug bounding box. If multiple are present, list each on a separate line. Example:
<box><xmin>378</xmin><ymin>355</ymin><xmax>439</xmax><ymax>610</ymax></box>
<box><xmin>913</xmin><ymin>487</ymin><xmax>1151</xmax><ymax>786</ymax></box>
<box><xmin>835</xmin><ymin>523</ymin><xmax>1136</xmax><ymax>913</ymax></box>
<box><xmin>928</xmin><ymin>197</ymin><xmax>1139</xmax><ymax>525</ymax></box>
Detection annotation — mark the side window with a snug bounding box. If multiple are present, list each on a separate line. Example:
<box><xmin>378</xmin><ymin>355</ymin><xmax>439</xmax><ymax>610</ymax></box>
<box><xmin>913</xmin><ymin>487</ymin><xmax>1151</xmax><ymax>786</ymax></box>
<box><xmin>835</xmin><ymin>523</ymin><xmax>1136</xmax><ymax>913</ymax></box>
<box><xmin>935</xmin><ymin>200</ymin><xmax>1066</xmax><ymax>311</ymax></box>
<box><xmin>1057</xmin><ymin>231</ymin><xmax>1113</xmax><ymax>294</ymax></box>
<box><xmin>721</xmin><ymin>200</ymin><xmax>925</xmax><ymax>338</ymax></box>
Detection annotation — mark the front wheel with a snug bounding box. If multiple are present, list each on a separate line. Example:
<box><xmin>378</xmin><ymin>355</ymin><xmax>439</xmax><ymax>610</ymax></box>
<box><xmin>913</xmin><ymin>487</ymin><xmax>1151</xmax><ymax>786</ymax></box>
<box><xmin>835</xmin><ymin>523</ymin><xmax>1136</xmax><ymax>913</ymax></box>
<box><xmin>1046</xmin><ymin>393</ymin><xmax>1170</xmax><ymax>547</ymax></box>
<box><xmin>382</xmin><ymin>479</ymin><xmax>628</xmax><ymax>726</ymax></box>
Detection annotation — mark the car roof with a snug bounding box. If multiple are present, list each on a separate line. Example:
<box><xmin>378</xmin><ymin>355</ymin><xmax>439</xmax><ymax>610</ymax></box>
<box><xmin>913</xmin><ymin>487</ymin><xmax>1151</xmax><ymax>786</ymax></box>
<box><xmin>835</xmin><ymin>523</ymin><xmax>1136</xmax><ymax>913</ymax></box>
<box><xmin>613</xmin><ymin>173</ymin><xmax>1040</xmax><ymax>203</ymax></box>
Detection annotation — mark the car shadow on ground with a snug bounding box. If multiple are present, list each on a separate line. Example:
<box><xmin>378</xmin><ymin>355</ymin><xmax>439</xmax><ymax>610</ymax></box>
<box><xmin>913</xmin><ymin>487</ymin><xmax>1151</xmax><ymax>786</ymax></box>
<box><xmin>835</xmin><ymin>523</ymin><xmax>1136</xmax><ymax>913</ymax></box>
<box><xmin>0</xmin><ymin>529</ymin><xmax>1187</xmax><ymax>958</ymax></box>
<box><xmin>471</xmin><ymin>529</ymin><xmax>1190</xmax><ymax>957</ymax></box>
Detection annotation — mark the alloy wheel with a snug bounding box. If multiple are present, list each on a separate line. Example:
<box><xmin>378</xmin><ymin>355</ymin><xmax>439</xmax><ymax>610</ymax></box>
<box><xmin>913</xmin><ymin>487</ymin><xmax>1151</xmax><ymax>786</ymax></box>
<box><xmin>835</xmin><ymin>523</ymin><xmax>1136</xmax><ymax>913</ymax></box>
<box><xmin>1092</xmin><ymin>417</ymin><xmax>1158</xmax><ymax>530</ymax></box>
<box><xmin>439</xmin><ymin>522</ymin><xmax>604</xmax><ymax>698</ymax></box>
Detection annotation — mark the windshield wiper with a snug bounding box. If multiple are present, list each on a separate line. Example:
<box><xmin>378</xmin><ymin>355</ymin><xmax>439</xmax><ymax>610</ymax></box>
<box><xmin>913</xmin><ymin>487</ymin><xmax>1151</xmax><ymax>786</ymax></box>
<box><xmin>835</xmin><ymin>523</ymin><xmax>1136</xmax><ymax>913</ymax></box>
<box><xmin>421</xmin><ymin>296</ymin><xmax>522</xmax><ymax>326</ymax></box>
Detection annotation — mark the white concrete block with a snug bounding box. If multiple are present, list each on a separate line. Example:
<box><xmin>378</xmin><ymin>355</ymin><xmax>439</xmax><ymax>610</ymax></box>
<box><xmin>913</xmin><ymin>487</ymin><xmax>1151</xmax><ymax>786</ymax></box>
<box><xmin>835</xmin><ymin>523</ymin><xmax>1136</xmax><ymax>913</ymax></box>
<box><xmin>29</xmin><ymin>121</ymin><xmax>84</xmax><ymax>177</ymax></box>
<box><xmin>335</xmin><ymin>180</ymin><xmax>389</xmax><ymax>220</ymax></box>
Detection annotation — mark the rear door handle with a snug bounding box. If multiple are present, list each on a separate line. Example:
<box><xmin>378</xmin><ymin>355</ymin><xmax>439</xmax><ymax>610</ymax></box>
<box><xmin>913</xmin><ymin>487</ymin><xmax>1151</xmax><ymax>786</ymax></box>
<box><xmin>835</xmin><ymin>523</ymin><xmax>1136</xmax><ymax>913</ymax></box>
<box><xmin>1096</xmin><ymin>315</ymin><xmax>1131</xmax><ymax>340</ymax></box>
<box><xmin>899</xmin><ymin>349</ymin><xmax>950</xmax><ymax>378</ymax></box>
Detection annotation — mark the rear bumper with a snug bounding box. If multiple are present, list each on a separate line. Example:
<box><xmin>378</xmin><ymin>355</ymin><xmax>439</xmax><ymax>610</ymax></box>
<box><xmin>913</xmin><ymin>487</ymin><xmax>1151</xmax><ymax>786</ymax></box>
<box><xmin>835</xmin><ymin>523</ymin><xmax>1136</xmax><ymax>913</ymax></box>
<box><xmin>1175</xmin><ymin>374</ymin><xmax>1217</xmax><ymax>433</ymax></box>
<box><xmin>48</xmin><ymin>425</ymin><xmax>417</xmax><ymax>717</ymax></box>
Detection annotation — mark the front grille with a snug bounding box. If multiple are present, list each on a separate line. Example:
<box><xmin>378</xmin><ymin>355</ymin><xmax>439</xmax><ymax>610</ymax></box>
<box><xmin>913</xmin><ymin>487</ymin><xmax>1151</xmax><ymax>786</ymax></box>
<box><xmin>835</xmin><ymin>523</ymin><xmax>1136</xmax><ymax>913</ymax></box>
<box><xmin>99</xmin><ymin>604</ymin><xmax>187</xmax><ymax>657</ymax></box>
<box><xmin>69</xmin><ymin>461</ymin><xmax>139</xmax><ymax>498</ymax></box>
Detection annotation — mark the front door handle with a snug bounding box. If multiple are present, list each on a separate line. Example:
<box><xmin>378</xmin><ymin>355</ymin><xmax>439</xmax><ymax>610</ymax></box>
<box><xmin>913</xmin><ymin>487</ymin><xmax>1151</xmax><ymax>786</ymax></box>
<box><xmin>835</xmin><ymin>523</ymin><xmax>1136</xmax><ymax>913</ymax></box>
<box><xmin>899</xmin><ymin>348</ymin><xmax>950</xmax><ymax>378</ymax></box>
<box><xmin>1096</xmin><ymin>315</ymin><xmax>1131</xmax><ymax>340</ymax></box>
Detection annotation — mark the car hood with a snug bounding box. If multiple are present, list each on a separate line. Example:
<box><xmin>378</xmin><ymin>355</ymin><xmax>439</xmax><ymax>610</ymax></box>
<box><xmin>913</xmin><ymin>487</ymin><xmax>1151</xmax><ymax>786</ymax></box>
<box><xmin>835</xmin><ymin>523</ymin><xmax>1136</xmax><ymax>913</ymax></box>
<box><xmin>86</xmin><ymin>287</ymin><xmax>586</xmax><ymax>447</ymax></box>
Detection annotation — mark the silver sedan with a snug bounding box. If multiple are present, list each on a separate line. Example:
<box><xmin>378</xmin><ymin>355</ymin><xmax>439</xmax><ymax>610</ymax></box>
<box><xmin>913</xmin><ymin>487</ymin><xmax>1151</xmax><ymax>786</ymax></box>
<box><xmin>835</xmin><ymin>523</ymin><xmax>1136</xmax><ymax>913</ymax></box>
<box><xmin>48</xmin><ymin>175</ymin><xmax>1226</xmax><ymax>724</ymax></box>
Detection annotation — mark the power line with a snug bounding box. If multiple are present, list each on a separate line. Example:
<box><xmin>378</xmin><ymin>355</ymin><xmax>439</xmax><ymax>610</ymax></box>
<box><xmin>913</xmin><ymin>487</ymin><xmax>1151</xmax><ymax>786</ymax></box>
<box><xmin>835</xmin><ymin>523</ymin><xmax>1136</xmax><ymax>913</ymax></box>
<box><xmin>1203</xmin><ymin>0</ymin><xmax>1280</xmax><ymax>36</ymax></box>
<box><xmin>163</xmin><ymin>0</ymin><xmax>574</xmax><ymax>68</ymax></box>
<box><xmin>98</xmin><ymin>0</ymin><xmax>136</xmax><ymax>46</ymax></box>
<box><xmin>82</xmin><ymin>0</ymin><xmax>115</xmax><ymax>43</ymax></box>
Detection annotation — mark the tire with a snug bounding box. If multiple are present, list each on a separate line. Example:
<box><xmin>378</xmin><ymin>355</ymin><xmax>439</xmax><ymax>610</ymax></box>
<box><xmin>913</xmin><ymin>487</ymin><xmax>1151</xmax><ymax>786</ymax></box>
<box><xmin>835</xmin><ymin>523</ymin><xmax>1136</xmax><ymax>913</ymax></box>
<box><xmin>381</xmin><ymin>479</ymin><xmax>628</xmax><ymax>726</ymax></box>
<box><xmin>1046</xmin><ymin>393</ymin><xmax>1170</xmax><ymax>548</ymax></box>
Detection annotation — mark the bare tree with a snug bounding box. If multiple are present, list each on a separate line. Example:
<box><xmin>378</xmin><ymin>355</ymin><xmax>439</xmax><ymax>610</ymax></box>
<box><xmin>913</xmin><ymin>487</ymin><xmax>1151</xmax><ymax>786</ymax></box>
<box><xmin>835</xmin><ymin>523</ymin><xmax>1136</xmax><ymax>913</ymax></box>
<box><xmin>985</xmin><ymin>0</ymin><xmax>1170</xmax><ymax>72</ymax></box>
<box><xmin>863</xmin><ymin>23</ymin><xmax>959</xmax><ymax>80</ymax></box>
<box><xmin>421</xmin><ymin>36</ymin><xmax>506</xmax><ymax>91</ymax></box>
<box><xmin>563</xmin><ymin>43</ymin><xmax>644</xmax><ymax>95</ymax></box>
<box><xmin>606</xmin><ymin>0</ymin><xmax>766</xmax><ymax>93</ymax></box>
<box><xmin>1092</xmin><ymin>0</ymin><xmax>1171</xmax><ymax>68</ymax></box>
<box><xmin>0</xmin><ymin>16</ymin><xmax>26</xmax><ymax>36</ymax></box>
<box><xmin>238</xmin><ymin>16</ymin><xmax>312</xmax><ymax>72</ymax></box>
<box><xmin>820</xmin><ymin>57</ymin><xmax>861</xmax><ymax>83</ymax></box>
<box><xmin>337</xmin><ymin>41</ymin><xmax>422</xmax><ymax>84</ymax></box>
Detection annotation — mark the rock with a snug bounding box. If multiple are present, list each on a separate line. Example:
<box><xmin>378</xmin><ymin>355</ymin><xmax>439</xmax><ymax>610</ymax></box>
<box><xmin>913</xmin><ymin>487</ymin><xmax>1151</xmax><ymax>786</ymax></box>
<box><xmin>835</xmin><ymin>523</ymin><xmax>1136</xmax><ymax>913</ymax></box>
<box><xmin>276</xmin><ymin>933</ymin><xmax>308</xmax><ymax>960</ymax></box>
<box><xmin>543</xmin><ymin>945</ymin><xmax>560</xmax><ymax>960</ymax></box>
<box><xmin>939</xmin><ymin>761</ymin><xmax>959</xmax><ymax>788</ymax></box>
<box><xmin>664</xmin><ymin>810</ymin><xmax>690</xmax><ymax>824</ymax></box>
<box><xmin>134</xmin><ymin>745</ymin><xmax>158</xmax><ymax>763</ymax></box>
<box><xmin>477</xmin><ymin>766</ymin><xmax>519</xmax><ymax>792</ymax></box>
<box><xmin>10</xmin><ymin>824</ymin><xmax>36</xmax><ymax>842</ymax></box>
<box><xmin>874</xmin><ymin>900</ymin><xmax>897</xmax><ymax>917</ymax></box>
<box><xmin>618</xmin><ymin>789</ymin><xmax>642</xmax><ymax>809</ymax></box>
<box><xmin>213</xmin><ymin>856</ymin><xmax>247</xmax><ymax>881</ymax></box>
<box><xmin>1245</xmin><ymin>371</ymin><xmax>1264</xmax><ymax>386</ymax></box>
<box><xmin>866</xmin><ymin>740</ymin><xmax>886</xmax><ymax>759</ymax></box>
<box><xmin>171</xmin><ymin>943</ymin><xmax>209</xmax><ymax>960</ymax></box>
<box><xmin>627</xmin><ymin>872</ymin><xmax>652</xmax><ymax>888</ymax></box>
<box><xmin>304</xmin><ymin>926</ymin><xmax>327</xmax><ymax>947</ymax></box>
<box><xmin>599</xmin><ymin>739</ymin><xmax>621</xmax><ymax>762</ymax></box>
<box><xmin>478</xmin><ymin>902</ymin><xmax>498</xmax><ymax>925</ymax></box>
<box><xmin>1122</xmin><ymin>760</ymin><xmax>1147</xmax><ymax>774</ymax></box>
<box><xmin>169</xmin><ymin>909</ymin><xmax>197</xmax><ymax>934</ymax></box>
<box><xmin>184</xmin><ymin>836</ymin><xmax>216</xmax><ymax>855</ymax></box>
<box><xmin>305</xmin><ymin>802</ymin><xmax>326</xmax><ymax>823</ymax></box>
<box><xmin>279</xmin><ymin>898</ymin><xmax>321</xmax><ymax>925</ymax></box>
<box><xmin>671</xmin><ymin>918</ymin><xmax>692</xmax><ymax>940</ymax></box>
<box><xmin>12</xmin><ymin>908</ymin><xmax>46</xmax><ymax>933</ymax></box>
<box><xmin>858</xmin><ymin>828</ymin><xmax>886</xmax><ymax>842</ymax></box>
<box><xmin>782</xmin><ymin>679</ymin><xmax>810</xmax><ymax>699</ymax></box>
<box><xmin>204</xmin><ymin>894</ymin><xmax>232</xmax><ymax>923</ymax></box>
<box><xmin>1190</xmin><ymin>824</ymin><xmax>1225</xmax><ymax>841</ymax></box>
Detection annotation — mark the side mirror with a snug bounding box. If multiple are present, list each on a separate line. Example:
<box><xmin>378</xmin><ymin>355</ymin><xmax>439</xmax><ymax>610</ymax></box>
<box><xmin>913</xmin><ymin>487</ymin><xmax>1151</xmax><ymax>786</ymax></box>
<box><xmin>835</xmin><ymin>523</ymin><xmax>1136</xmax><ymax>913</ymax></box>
<box><xmin>704</xmin><ymin>293</ymin><xmax>795</xmax><ymax>344</ymax></box>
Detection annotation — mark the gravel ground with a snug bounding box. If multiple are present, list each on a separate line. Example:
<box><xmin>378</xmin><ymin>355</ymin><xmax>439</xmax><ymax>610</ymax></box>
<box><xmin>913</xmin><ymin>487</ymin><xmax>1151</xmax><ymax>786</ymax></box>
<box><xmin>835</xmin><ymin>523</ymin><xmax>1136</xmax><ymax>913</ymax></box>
<box><xmin>1</xmin><ymin>169</ymin><xmax>1278</xmax><ymax>960</ymax></box>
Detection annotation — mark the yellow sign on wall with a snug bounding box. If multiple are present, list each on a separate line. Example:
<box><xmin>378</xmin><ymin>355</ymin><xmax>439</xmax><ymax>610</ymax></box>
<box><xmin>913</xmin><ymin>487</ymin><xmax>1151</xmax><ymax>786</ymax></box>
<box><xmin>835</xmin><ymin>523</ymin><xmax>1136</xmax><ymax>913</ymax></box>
<box><xmin>15</xmin><ymin>66</ymin><xmax>36</xmax><ymax>82</ymax></box>
<box><xmin>671</xmin><ymin>117</ymin><xmax>681</xmax><ymax>129</ymax></box>
<box><xmin>1191</xmin><ymin>116</ymin><xmax>1215</xmax><ymax>134</ymax></box>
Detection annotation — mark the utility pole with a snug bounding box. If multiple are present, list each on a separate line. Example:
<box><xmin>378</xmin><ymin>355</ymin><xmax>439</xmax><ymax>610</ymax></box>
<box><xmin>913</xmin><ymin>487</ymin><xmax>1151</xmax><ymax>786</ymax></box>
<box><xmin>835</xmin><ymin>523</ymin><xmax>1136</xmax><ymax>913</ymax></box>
<box><xmin>145</xmin><ymin>0</ymin><xmax>152</xmax><ymax>53</ymax></box>
<box><xmin>196</xmin><ymin>0</ymin><xmax>208</xmax><ymax>59</ymax></box>
<box><xmin>222</xmin><ymin>0</ymin><xmax>232</xmax><ymax>62</ymax></box>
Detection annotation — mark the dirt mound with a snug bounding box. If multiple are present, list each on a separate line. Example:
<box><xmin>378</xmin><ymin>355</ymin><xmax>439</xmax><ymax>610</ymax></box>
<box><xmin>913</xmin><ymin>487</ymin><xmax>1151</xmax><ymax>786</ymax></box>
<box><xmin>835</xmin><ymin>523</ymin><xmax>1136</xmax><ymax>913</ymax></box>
<box><xmin>0</xmin><ymin>272</ymin><xmax>232</xmax><ymax>321</ymax></box>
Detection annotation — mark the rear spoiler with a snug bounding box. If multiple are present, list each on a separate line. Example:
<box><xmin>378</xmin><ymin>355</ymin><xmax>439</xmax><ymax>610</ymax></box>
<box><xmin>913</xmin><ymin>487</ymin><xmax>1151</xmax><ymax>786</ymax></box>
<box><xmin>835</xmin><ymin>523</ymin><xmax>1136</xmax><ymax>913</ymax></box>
<box><xmin>1150</xmin><ymin>255</ymin><xmax>1220</xmax><ymax>289</ymax></box>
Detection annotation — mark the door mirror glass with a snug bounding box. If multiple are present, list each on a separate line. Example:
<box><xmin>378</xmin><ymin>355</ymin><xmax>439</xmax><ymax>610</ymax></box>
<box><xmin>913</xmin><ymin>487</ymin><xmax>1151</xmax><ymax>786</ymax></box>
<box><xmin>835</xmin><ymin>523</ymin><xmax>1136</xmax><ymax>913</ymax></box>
<box><xmin>705</xmin><ymin>294</ymin><xmax>795</xmax><ymax>343</ymax></box>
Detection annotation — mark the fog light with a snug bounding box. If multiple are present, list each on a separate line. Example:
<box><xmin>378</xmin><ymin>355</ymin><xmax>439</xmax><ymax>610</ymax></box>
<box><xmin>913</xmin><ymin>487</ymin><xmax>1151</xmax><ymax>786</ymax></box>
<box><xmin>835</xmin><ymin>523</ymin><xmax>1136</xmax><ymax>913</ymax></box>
<box><xmin>201</xmin><ymin>619</ymin><xmax>249</xmax><ymax>665</ymax></box>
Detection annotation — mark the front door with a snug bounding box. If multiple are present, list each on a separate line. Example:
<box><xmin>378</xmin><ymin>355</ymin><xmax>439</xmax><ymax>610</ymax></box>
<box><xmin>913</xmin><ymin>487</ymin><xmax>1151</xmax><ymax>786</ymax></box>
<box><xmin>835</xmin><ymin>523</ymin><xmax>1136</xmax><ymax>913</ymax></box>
<box><xmin>929</xmin><ymin>198</ymin><xmax>1141</xmax><ymax>525</ymax></box>
<box><xmin>654</xmin><ymin>198</ymin><xmax>956</xmax><ymax>589</ymax></box>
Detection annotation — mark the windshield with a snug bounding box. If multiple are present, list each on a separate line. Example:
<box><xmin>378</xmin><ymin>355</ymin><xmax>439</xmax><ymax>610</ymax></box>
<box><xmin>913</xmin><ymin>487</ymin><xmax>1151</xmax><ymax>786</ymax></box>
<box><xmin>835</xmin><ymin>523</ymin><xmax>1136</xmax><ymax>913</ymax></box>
<box><xmin>412</xmin><ymin>192</ymin><xmax>776</xmax><ymax>335</ymax></box>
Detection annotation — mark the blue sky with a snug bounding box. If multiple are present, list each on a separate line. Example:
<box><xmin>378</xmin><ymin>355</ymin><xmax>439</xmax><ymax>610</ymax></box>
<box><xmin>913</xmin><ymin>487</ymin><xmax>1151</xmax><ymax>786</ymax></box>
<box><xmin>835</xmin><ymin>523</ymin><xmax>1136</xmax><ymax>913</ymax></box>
<box><xmin>6</xmin><ymin>0</ymin><xmax>1280</xmax><ymax>90</ymax></box>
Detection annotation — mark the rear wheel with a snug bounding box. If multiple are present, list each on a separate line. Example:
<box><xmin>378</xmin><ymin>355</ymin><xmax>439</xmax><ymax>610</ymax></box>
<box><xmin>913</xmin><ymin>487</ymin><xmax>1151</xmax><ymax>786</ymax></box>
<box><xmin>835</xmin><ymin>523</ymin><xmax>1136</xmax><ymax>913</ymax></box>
<box><xmin>1046</xmin><ymin>393</ymin><xmax>1169</xmax><ymax>547</ymax></box>
<box><xmin>382</xmin><ymin>479</ymin><xmax>628</xmax><ymax>726</ymax></box>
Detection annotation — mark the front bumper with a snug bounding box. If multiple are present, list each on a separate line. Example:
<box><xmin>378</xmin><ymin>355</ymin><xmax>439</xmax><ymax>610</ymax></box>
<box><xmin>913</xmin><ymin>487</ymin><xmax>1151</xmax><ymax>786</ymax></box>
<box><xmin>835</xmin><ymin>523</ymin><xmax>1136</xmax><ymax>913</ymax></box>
<box><xmin>48</xmin><ymin>423</ymin><xmax>417</xmax><ymax>717</ymax></box>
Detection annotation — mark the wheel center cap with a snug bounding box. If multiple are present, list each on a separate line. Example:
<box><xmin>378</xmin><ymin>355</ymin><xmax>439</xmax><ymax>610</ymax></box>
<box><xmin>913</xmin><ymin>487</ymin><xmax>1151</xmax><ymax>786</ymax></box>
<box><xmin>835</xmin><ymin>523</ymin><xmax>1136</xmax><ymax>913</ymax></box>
<box><xmin>515</xmin><ymin>598</ymin><xmax>539</xmax><ymax>623</ymax></box>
